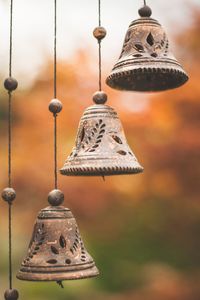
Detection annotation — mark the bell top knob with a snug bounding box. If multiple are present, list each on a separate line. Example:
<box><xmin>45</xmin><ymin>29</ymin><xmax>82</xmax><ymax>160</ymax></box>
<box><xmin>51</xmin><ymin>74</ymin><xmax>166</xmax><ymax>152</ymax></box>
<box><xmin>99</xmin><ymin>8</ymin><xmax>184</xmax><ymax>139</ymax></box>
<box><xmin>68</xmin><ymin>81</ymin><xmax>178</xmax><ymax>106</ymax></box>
<box><xmin>48</xmin><ymin>189</ymin><xmax>64</xmax><ymax>206</ymax></box>
<box><xmin>138</xmin><ymin>5</ymin><xmax>152</xmax><ymax>17</ymax></box>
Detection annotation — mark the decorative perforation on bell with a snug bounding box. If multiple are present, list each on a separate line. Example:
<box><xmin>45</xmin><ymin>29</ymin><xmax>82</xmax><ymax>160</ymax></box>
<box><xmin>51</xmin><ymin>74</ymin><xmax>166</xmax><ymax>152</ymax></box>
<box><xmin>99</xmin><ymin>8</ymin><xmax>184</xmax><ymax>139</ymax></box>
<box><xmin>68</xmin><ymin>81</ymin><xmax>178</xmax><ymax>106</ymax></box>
<box><xmin>17</xmin><ymin>206</ymin><xmax>99</xmax><ymax>281</ymax></box>
<box><xmin>106</xmin><ymin>15</ymin><xmax>189</xmax><ymax>92</ymax></box>
<box><xmin>60</xmin><ymin>104</ymin><xmax>144</xmax><ymax>176</ymax></box>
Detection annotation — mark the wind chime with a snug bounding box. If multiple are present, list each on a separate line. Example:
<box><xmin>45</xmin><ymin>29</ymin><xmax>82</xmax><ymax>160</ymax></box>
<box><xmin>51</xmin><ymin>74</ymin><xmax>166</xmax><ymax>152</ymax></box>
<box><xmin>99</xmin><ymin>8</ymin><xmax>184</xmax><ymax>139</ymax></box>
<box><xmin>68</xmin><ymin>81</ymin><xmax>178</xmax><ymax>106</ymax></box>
<box><xmin>17</xmin><ymin>0</ymin><xmax>98</xmax><ymax>288</ymax></box>
<box><xmin>60</xmin><ymin>0</ymin><xmax>144</xmax><ymax>177</ymax></box>
<box><xmin>1</xmin><ymin>0</ymin><xmax>188</xmax><ymax>297</ymax></box>
<box><xmin>106</xmin><ymin>0</ymin><xmax>188</xmax><ymax>91</ymax></box>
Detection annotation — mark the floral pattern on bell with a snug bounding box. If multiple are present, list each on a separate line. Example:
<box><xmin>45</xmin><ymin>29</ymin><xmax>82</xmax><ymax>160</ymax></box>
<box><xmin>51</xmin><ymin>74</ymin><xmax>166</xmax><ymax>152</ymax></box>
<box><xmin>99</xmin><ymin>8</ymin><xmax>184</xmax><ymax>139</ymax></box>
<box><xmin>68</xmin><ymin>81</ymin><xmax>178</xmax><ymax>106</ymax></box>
<box><xmin>60</xmin><ymin>104</ymin><xmax>144</xmax><ymax>176</ymax></box>
<box><xmin>17</xmin><ymin>206</ymin><xmax>99</xmax><ymax>281</ymax></box>
<box><xmin>106</xmin><ymin>18</ymin><xmax>189</xmax><ymax>92</ymax></box>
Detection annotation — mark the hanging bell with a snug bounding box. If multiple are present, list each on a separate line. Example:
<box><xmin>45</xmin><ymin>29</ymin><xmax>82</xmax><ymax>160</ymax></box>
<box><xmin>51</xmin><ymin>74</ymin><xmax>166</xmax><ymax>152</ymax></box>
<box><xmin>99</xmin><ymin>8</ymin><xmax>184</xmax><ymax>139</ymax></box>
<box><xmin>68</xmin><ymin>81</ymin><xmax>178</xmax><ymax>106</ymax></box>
<box><xmin>60</xmin><ymin>92</ymin><xmax>143</xmax><ymax>176</ymax></box>
<box><xmin>17</xmin><ymin>205</ymin><xmax>99</xmax><ymax>282</ymax></box>
<box><xmin>106</xmin><ymin>5</ymin><xmax>189</xmax><ymax>92</ymax></box>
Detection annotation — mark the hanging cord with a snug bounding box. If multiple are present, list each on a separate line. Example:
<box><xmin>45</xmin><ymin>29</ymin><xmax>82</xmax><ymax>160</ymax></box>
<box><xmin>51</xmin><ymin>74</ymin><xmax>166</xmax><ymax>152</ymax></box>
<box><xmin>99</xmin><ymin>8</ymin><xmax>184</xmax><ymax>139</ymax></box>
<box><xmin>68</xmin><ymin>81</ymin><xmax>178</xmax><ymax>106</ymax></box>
<box><xmin>93</xmin><ymin>0</ymin><xmax>106</xmax><ymax>92</ymax></box>
<box><xmin>54</xmin><ymin>0</ymin><xmax>58</xmax><ymax>190</ymax></box>
<box><xmin>8</xmin><ymin>204</ymin><xmax>12</xmax><ymax>289</ymax></box>
<box><xmin>144</xmin><ymin>0</ymin><xmax>147</xmax><ymax>5</ymax></box>
<box><xmin>9</xmin><ymin>0</ymin><xmax>13</xmax><ymax>78</ymax></box>
<box><xmin>54</xmin><ymin>113</ymin><xmax>58</xmax><ymax>189</ymax></box>
<box><xmin>49</xmin><ymin>0</ymin><xmax>62</xmax><ymax>192</ymax></box>
<box><xmin>98</xmin><ymin>0</ymin><xmax>102</xmax><ymax>91</ymax></box>
<box><xmin>2</xmin><ymin>0</ymin><xmax>18</xmax><ymax>293</ymax></box>
<box><xmin>8</xmin><ymin>93</ymin><xmax>12</xmax><ymax>188</ymax></box>
<box><xmin>54</xmin><ymin>0</ymin><xmax>57</xmax><ymax>99</ymax></box>
<box><xmin>8</xmin><ymin>0</ymin><xmax>13</xmax><ymax>188</ymax></box>
<box><xmin>8</xmin><ymin>0</ymin><xmax>14</xmax><ymax>290</ymax></box>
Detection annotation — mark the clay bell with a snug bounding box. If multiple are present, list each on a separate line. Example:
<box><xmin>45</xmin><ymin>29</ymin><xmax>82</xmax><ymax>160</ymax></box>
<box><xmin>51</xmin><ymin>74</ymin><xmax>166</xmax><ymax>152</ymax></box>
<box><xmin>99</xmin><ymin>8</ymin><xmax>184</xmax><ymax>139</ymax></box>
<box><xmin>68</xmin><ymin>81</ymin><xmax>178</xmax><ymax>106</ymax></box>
<box><xmin>106</xmin><ymin>5</ymin><xmax>189</xmax><ymax>92</ymax></box>
<box><xmin>17</xmin><ymin>206</ymin><xmax>99</xmax><ymax>282</ymax></box>
<box><xmin>60</xmin><ymin>99</ymin><xmax>143</xmax><ymax>176</ymax></box>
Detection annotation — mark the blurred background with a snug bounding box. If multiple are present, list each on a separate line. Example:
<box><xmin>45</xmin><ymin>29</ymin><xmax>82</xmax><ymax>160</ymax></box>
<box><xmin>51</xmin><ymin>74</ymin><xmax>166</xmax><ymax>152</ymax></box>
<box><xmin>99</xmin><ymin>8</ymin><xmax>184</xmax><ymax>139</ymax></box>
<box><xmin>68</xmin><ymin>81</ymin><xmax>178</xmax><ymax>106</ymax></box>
<box><xmin>0</xmin><ymin>0</ymin><xmax>200</xmax><ymax>299</ymax></box>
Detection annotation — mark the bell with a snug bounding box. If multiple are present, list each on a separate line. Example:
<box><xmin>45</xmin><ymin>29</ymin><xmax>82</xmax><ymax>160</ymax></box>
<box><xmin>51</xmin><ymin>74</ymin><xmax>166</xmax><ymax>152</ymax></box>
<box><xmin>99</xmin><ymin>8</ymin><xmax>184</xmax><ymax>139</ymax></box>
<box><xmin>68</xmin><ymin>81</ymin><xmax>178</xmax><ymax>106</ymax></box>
<box><xmin>17</xmin><ymin>206</ymin><xmax>99</xmax><ymax>282</ymax></box>
<box><xmin>106</xmin><ymin>5</ymin><xmax>189</xmax><ymax>92</ymax></box>
<box><xmin>60</xmin><ymin>98</ymin><xmax>144</xmax><ymax>176</ymax></box>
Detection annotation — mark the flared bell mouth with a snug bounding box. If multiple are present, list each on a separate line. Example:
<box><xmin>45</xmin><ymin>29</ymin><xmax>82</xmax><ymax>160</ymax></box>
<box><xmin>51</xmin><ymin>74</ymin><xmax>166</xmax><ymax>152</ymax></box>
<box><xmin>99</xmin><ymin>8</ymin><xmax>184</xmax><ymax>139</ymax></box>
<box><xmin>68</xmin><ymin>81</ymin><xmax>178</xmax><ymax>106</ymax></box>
<box><xmin>106</xmin><ymin>65</ymin><xmax>189</xmax><ymax>92</ymax></box>
<box><xmin>17</xmin><ymin>263</ymin><xmax>99</xmax><ymax>282</ymax></box>
<box><xmin>60</xmin><ymin>162</ymin><xmax>144</xmax><ymax>177</ymax></box>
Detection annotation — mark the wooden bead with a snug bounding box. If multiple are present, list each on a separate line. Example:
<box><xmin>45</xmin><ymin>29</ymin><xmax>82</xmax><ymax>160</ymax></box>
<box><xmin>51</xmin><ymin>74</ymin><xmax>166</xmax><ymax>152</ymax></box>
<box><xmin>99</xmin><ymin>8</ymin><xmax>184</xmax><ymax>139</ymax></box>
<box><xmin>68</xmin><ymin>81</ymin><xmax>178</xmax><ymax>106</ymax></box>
<box><xmin>93</xmin><ymin>27</ymin><xmax>107</xmax><ymax>41</ymax></box>
<box><xmin>4</xmin><ymin>77</ymin><xmax>18</xmax><ymax>92</ymax></box>
<box><xmin>49</xmin><ymin>99</ymin><xmax>63</xmax><ymax>114</ymax></box>
<box><xmin>2</xmin><ymin>188</ymin><xmax>16</xmax><ymax>203</ymax></box>
<box><xmin>4</xmin><ymin>289</ymin><xmax>19</xmax><ymax>300</ymax></box>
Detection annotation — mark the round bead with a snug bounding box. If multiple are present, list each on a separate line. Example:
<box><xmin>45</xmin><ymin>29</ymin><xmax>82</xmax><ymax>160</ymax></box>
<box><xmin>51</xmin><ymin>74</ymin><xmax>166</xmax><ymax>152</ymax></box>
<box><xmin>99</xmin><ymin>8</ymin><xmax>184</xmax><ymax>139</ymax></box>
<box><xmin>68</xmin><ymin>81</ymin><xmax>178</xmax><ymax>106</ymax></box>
<box><xmin>49</xmin><ymin>99</ymin><xmax>63</xmax><ymax>115</ymax></box>
<box><xmin>48</xmin><ymin>189</ymin><xmax>64</xmax><ymax>206</ymax></box>
<box><xmin>93</xmin><ymin>27</ymin><xmax>107</xmax><ymax>41</ymax></box>
<box><xmin>2</xmin><ymin>188</ymin><xmax>16</xmax><ymax>203</ymax></box>
<box><xmin>138</xmin><ymin>5</ymin><xmax>152</xmax><ymax>17</ymax></box>
<box><xmin>4</xmin><ymin>77</ymin><xmax>18</xmax><ymax>92</ymax></box>
<box><xmin>4</xmin><ymin>289</ymin><xmax>19</xmax><ymax>300</ymax></box>
<box><xmin>93</xmin><ymin>91</ymin><xmax>108</xmax><ymax>104</ymax></box>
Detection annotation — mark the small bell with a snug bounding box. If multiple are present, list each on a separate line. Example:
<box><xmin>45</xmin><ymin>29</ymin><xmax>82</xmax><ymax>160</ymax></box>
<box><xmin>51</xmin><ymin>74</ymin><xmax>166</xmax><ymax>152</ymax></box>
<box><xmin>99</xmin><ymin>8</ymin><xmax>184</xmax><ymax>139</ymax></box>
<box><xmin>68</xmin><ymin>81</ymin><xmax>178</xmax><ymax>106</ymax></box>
<box><xmin>17</xmin><ymin>205</ymin><xmax>99</xmax><ymax>282</ymax></box>
<box><xmin>106</xmin><ymin>4</ymin><xmax>189</xmax><ymax>92</ymax></box>
<box><xmin>60</xmin><ymin>92</ymin><xmax>143</xmax><ymax>176</ymax></box>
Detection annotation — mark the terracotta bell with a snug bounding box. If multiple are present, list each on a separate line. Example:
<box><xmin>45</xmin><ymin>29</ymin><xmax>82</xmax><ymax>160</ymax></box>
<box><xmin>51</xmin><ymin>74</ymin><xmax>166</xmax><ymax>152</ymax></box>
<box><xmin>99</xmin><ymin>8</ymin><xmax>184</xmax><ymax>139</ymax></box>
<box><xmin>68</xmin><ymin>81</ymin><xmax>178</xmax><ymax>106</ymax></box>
<box><xmin>17</xmin><ymin>205</ymin><xmax>99</xmax><ymax>282</ymax></box>
<box><xmin>60</xmin><ymin>92</ymin><xmax>144</xmax><ymax>177</ymax></box>
<box><xmin>106</xmin><ymin>5</ymin><xmax>189</xmax><ymax>92</ymax></box>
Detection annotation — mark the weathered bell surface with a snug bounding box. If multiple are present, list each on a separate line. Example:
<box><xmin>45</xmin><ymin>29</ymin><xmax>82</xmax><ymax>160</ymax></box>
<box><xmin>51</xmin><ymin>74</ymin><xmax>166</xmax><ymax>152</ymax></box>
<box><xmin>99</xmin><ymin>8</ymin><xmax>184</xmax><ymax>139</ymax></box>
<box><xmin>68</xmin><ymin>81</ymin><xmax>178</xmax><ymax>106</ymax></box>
<box><xmin>106</xmin><ymin>5</ymin><xmax>189</xmax><ymax>92</ymax></box>
<box><xmin>60</xmin><ymin>104</ymin><xmax>144</xmax><ymax>176</ymax></box>
<box><xmin>17</xmin><ymin>206</ymin><xmax>99</xmax><ymax>282</ymax></box>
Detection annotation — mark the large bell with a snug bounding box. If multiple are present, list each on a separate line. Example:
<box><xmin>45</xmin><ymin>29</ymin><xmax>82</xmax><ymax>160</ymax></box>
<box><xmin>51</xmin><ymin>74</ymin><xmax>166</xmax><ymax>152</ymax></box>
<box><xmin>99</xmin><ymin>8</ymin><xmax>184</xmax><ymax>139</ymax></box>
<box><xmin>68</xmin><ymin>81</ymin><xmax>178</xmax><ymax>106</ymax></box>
<box><xmin>106</xmin><ymin>5</ymin><xmax>189</xmax><ymax>92</ymax></box>
<box><xmin>17</xmin><ymin>206</ymin><xmax>99</xmax><ymax>282</ymax></box>
<box><xmin>60</xmin><ymin>102</ymin><xmax>144</xmax><ymax>176</ymax></box>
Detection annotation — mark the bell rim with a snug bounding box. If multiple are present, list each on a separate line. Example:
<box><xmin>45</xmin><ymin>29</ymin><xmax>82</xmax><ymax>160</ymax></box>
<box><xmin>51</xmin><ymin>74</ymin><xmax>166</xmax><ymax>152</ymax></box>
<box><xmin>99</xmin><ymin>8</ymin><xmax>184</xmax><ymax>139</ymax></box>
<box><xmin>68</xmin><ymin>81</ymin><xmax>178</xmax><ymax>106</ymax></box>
<box><xmin>60</xmin><ymin>164</ymin><xmax>144</xmax><ymax>176</ymax></box>
<box><xmin>16</xmin><ymin>265</ymin><xmax>99</xmax><ymax>282</ymax></box>
<box><xmin>106</xmin><ymin>67</ymin><xmax>189</xmax><ymax>92</ymax></box>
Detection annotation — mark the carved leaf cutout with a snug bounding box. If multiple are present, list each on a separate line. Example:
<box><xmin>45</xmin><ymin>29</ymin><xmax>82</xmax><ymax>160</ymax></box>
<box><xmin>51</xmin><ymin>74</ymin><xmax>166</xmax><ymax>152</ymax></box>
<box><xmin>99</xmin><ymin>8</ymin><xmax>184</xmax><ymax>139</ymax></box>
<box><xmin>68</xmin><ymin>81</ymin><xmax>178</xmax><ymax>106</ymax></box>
<box><xmin>134</xmin><ymin>43</ymin><xmax>144</xmax><ymax>52</ymax></box>
<box><xmin>99</xmin><ymin>129</ymin><xmax>105</xmax><ymax>135</ymax></box>
<box><xmin>117</xmin><ymin>150</ymin><xmax>127</xmax><ymax>156</ymax></box>
<box><xmin>80</xmin><ymin>127</ymin><xmax>85</xmax><ymax>142</ymax></box>
<box><xmin>133</xmin><ymin>54</ymin><xmax>143</xmax><ymax>58</ymax></box>
<box><xmin>51</xmin><ymin>246</ymin><xmax>59</xmax><ymax>255</ymax></box>
<box><xmin>147</xmin><ymin>33</ymin><xmax>154</xmax><ymax>46</ymax></box>
<box><xmin>47</xmin><ymin>259</ymin><xmax>57</xmax><ymax>264</ymax></box>
<box><xmin>59</xmin><ymin>235</ymin><xmax>66</xmax><ymax>248</ymax></box>
<box><xmin>92</xmin><ymin>145</ymin><xmax>99</xmax><ymax>149</ymax></box>
<box><xmin>112</xmin><ymin>135</ymin><xmax>123</xmax><ymax>144</ymax></box>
